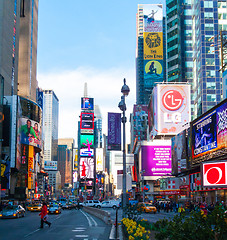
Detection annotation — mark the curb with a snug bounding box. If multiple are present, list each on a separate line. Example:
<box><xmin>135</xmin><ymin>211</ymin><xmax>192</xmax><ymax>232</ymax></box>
<box><xmin>109</xmin><ymin>224</ymin><xmax>123</xmax><ymax>240</ymax></box>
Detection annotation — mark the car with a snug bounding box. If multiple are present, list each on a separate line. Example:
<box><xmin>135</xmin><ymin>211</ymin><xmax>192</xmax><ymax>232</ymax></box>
<box><xmin>97</xmin><ymin>200</ymin><xmax>120</xmax><ymax>209</ymax></box>
<box><xmin>0</xmin><ymin>205</ymin><xmax>26</xmax><ymax>218</ymax></box>
<box><xmin>48</xmin><ymin>203</ymin><xmax>61</xmax><ymax>214</ymax></box>
<box><xmin>27</xmin><ymin>203</ymin><xmax>42</xmax><ymax>212</ymax></box>
<box><xmin>138</xmin><ymin>202</ymin><xmax>157</xmax><ymax>214</ymax></box>
<box><xmin>82</xmin><ymin>200</ymin><xmax>101</xmax><ymax>208</ymax></box>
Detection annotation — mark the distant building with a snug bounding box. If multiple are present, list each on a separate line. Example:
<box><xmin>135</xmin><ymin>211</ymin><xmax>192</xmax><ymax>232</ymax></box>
<box><xmin>94</xmin><ymin>105</ymin><xmax>102</xmax><ymax>148</ymax></box>
<box><xmin>58</xmin><ymin>139</ymin><xmax>74</xmax><ymax>187</ymax></box>
<box><xmin>42</xmin><ymin>90</ymin><xmax>59</xmax><ymax>162</ymax></box>
<box><xmin>47</xmin><ymin>170</ymin><xmax>61</xmax><ymax>194</ymax></box>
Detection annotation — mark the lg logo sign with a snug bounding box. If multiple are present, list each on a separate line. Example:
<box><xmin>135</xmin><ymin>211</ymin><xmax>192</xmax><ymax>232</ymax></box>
<box><xmin>162</xmin><ymin>90</ymin><xmax>183</xmax><ymax>111</ymax></box>
<box><xmin>162</xmin><ymin>90</ymin><xmax>184</xmax><ymax>123</ymax></box>
<box><xmin>203</xmin><ymin>162</ymin><xmax>227</xmax><ymax>187</ymax></box>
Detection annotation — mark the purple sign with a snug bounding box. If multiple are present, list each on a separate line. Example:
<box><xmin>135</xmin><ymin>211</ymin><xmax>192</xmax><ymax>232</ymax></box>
<box><xmin>108</xmin><ymin>112</ymin><xmax>121</xmax><ymax>151</ymax></box>
<box><xmin>142</xmin><ymin>145</ymin><xmax>172</xmax><ymax>176</ymax></box>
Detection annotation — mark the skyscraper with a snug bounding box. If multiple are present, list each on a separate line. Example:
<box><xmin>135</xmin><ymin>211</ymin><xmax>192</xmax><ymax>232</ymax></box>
<box><xmin>166</xmin><ymin>0</ymin><xmax>227</xmax><ymax>119</ymax></box>
<box><xmin>42</xmin><ymin>90</ymin><xmax>59</xmax><ymax>162</ymax></box>
<box><xmin>94</xmin><ymin>105</ymin><xmax>102</xmax><ymax>148</ymax></box>
<box><xmin>136</xmin><ymin>4</ymin><xmax>166</xmax><ymax>105</ymax></box>
<box><xmin>17</xmin><ymin>0</ymin><xmax>39</xmax><ymax>101</ymax></box>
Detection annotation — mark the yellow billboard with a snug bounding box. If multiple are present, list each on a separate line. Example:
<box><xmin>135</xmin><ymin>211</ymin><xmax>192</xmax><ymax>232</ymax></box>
<box><xmin>143</xmin><ymin>32</ymin><xmax>163</xmax><ymax>60</ymax></box>
<box><xmin>28</xmin><ymin>145</ymin><xmax>34</xmax><ymax>189</ymax></box>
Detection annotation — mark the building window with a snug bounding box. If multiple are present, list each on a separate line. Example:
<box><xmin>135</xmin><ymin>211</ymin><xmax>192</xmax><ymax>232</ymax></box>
<box><xmin>204</xmin><ymin>1</ymin><xmax>213</xmax><ymax>8</ymax></box>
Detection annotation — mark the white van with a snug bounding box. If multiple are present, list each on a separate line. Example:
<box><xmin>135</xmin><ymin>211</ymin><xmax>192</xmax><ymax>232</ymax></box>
<box><xmin>82</xmin><ymin>200</ymin><xmax>100</xmax><ymax>207</ymax></box>
<box><xmin>97</xmin><ymin>200</ymin><xmax>120</xmax><ymax>209</ymax></box>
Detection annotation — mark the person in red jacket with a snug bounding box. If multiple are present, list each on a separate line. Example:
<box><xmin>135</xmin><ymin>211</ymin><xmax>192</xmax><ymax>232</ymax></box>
<box><xmin>39</xmin><ymin>202</ymin><xmax>51</xmax><ymax>228</ymax></box>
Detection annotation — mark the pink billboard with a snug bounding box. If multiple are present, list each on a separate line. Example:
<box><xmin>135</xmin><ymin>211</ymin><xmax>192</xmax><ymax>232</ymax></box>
<box><xmin>151</xmin><ymin>84</ymin><xmax>191</xmax><ymax>136</ymax></box>
<box><xmin>141</xmin><ymin>140</ymin><xmax>172</xmax><ymax>177</ymax></box>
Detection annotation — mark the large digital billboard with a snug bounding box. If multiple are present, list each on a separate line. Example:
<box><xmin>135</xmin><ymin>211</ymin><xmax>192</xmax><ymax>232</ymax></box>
<box><xmin>44</xmin><ymin>161</ymin><xmax>57</xmax><ymax>171</ymax></box>
<box><xmin>80</xmin><ymin>135</ymin><xmax>94</xmax><ymax>157</ymax></box>
<box><xmin>20</xmin><ymin>117</ymin><xmax>42</xmax><ymax>149</ymax></box>
<box><xmin>108</xmin><ymin>113</ymin><xmax>121</xmax><ymax>150</ymax></box>
<box><xmin>80</xmin><ymin>113</ymin><xmax>94</xmax><ymax>130</ymax></box>
<box><xmin>144</xmin><ymin>60</ymin><xmax>163</xmax><ymax>87</ymax></box>
<box><xmin>151</xmin><ymin>84</ymin><xmax>191</xmax><ymax>136</ymax></box>
<box><xmin>141</xmin><ymin>140</ymin><xmax>172</xmax><ymax>179</ymax></box>
<box><xmin>80</xmin><ymin>157</ymin><xmax>94</xmax><ymax>179</ymax></box>
<box><xmin>191</xmin><ymin>99</ymin><xmax>227</xmax><ymax>164</ymax></box>
<box><xmin>133</xmin><ymin>105</ymin><xmax>148</xmax><ymax>140</ymax></box>
<box><xmin>81</xmin><ymin>97</ymin><xmax>94</xmax><ymax>110</ymax></box>
<box><xmin>96</xmin><ymin>148</ymin><xmax>104</xmax><ymax>172</ymax></box>
<box><xmin>171</xmin><ymin>130</ymin><xmax>187</xmax><ymax>175</ymax></box>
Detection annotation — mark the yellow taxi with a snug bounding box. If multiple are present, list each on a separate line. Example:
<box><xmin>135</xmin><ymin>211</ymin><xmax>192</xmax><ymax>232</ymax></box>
<box><xmin>138</xmin><ymin>202</ymin><xmax>157</xmax><ymax>214</ymax></box>
<box><xmin>27</xmin><ymin>203</ymin><xmax>42</xmax><ymax>212</ymax></box>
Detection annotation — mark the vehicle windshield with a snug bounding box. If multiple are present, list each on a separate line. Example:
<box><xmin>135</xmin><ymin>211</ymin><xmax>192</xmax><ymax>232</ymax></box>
<box><xmin>4</xmin><ymin>206</ymin><xmax>17</xmax><ymax>210</ymax></box>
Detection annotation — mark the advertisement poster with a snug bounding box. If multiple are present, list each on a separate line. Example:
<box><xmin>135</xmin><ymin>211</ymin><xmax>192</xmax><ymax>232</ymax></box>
<box><xmin>80</xmin><ymin>113</ymin><xmax>94</xmax><ymax>130</ymax></box>
<box><xmin>171</xmin><ymin>130</ymin><xmax>187</xmax><ymax>175</ymax></box>
<box><xmin>144</xmin><ymin>60</ymin><xmax>163</xmax><ymax>87</ymax></box>
<box><xmin>81</xmin><ymin>97</ymin><xmax>94</xmax><ymax>110</ymax></box>
<box><xmin>44</xmin><ymin>161</ymin><xmax>57</xmax><ymax>171</ymax></box>
<box><xmin>96</xmin><ymin>148</ymin><xmax>104</xmax><ymax>171</ymax></box>
<box><xmin>191</xmin><ymin>100</ymin><xmax>227</xmax><ymax>164</ymax></box>
<box><xmin>143</xmin><ymin>32</ymin><xmax>163</xmax><ymax>60</ymax></box>
<box><xmin>80</xmin><ymin>135</ymin><xmax>94</xmax><ymax>156</ymax></box>
<box><xmin>1</xmin><ymin>154</ymin><xmax>10</xmax><ymax>189</ymax></box>
<box><xmin>80</xmin><ymin>157</ymin><xmax>94</xmax><ymax>179</ymax></box>
<box><xmin>108</xmin><ymin>112</ymin><xmax>121</xmax><ymax>150</ymax></box>
<box><xmin>143</xmin><ymin>4</ymin><xmax>163</xmax><ymax>32</ymax></box>
<box><xmin>133</xmin><ymin>105</ymin><xmax>148</xmax><ymax>132</ymax></box>
<box><xmin>141</xmin><ymin>144</ymin><xmax>172</xmax><ymax>177</ymax></box>
<box><xmin>28</xmin><ymin>146</ymin><xmax>34</xmax><ymax>190</ymax></box>
<box><xmin>152</xmin><ymin>84</ymin><xmax>191</xmax><ymax>136</ymax></box>
<box><xmin>20</xmin><ymin>117</ymin><xmax>42</xmax><ymax>149</ymax></box>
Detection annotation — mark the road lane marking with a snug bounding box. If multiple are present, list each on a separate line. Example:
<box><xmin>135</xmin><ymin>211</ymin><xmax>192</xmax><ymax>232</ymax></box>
<box><xmin>89</xmin><ymin>214</ymin><xmax>98</xmax><ymax>227</ymax></box>
<box><xmin>80</xmin><ymin>210</ymin><xmax>92</xmax><ymax>227</ymax></box>
<box><xmin>75</xmin><ymin>235</ymin><xmax>89</xmax><ymax>237</ymax></box>
<box><xmin>24</xmin><ymin>228</ymin><xmax>40</xmax><ymax>238</ymax></box>
<box><xmin>72</xmin><ymin>229</ymin><xmax>85</xmax><ymax>232</ymax></box>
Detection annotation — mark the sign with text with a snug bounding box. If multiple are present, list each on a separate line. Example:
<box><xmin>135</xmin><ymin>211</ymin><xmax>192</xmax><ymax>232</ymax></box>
<box><xmin>108</xmin><ymin>113</ymin><xmax>121</xmax><ymax>150</ymax></box>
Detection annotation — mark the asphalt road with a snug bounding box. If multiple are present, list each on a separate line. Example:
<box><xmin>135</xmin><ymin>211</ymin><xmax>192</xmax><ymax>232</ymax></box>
<box><xmin>0</xmin><ymin>209</ymin><xmax>111</xmax><ymax>240</ymax></box>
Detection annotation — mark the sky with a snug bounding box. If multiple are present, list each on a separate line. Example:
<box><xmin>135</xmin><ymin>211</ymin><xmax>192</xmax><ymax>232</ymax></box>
<box><xmin>37</xmin><ymin>0</ymin><xmax>165</xmax><ymax>144</ymax></box>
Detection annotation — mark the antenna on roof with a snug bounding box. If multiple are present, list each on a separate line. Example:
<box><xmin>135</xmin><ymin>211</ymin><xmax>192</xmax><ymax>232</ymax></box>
<box><xmin>84</xmin><ymin>82</ymin><xmax>88</xmax><ymax>97</ymax></box>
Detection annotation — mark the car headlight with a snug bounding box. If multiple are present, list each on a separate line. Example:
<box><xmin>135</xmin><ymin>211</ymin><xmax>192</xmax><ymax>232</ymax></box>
<box><xmin>56</xmin><ymin>211</ymin><xmax>58</xmax><ymax>213</ymax></box>
<box><xmin>0</xmin><ymin>214</ymin><xmax>2</xmax><ymax>217</ymax></box>
<box><xmin>13</xmin><ymin>214</ymin><xmax>16</xmax><ymax>216</ymax></box>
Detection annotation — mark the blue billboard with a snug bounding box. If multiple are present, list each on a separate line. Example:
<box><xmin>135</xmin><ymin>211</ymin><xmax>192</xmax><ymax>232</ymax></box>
<box><xmin>81</xmin><ymin>97</ymin><xmax>94</xmax><ymax>110</ymax></box>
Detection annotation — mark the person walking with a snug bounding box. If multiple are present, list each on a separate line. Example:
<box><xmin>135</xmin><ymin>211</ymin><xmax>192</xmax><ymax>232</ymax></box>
<box><xmin>39</xmin><ymin>202</ymin><xmax>51</xmax><ymax>228</ymax></box>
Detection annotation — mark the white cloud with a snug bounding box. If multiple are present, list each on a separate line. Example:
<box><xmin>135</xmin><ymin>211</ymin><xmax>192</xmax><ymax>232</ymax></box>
<box><xmin>38</xmin><ymin>66</ymin><xmax>136</xmax><ymax>145</ymax></box>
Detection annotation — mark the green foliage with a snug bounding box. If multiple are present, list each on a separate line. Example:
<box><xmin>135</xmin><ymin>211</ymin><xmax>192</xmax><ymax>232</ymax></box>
<box><xmin>123</xmin><ymin>204</ymin><xmax>142</xmax><ymax>221</ymax></box>
<box><xmin>152</xmin><ymin>206</ymin><xmax>227</xmax><ymax>240</ymax></box>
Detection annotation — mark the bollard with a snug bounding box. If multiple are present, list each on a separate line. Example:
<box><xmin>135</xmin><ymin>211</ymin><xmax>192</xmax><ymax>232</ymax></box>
<box><xmin>115</xmin><ymin>207</ymin><xmax>118</xmax><ymax>239</ymax></box>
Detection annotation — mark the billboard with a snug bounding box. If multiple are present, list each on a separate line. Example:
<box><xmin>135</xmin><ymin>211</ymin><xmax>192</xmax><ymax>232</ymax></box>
<box><xmin>144</xmin><ymin>60</ymin><xmax>163</xmax><ymax>87</ymax></box>
<box><xmin>108</xmin><ymin>112</ymin><xmax>121</xmax><ymax>150</ymax></box>
<box><xmin>80</xmin><ymin>157</ymin><xmax>94</xmax><ymax>179</ymax></box>
<box><xmin>143</xmin><ymin>4</ymin><xmax>163</xmax><ymax>33</ymax></box>
<box><xmin>20</xmin><ymin>117</ymin><xmax>42</xmax><ymax>149</ymax></box>
<box><xmin>133</xmin><ymin>105</ymin><xmax>148</xmax><ymax>140</ymax></box>
<box><xmin>28</xmin><ymin>146</ymin><xmax>34</xmax><ymax>190</ymax></box>
<box><xmin>143</xmin><ymin>32</ymin><xmax>163</xmax><ymax>60</ymax></box>
<box><xmin>96</xmin><ymin>148</ymin><xmax>104</xmax><ymax>172</ymax></box>
<box><xmin>171</xmin><ymin>130</ymin><xmax>187</xmax><ymax>175</ymax></box>
<box><xmin>1</xmin><ymin>154</ymin><xmax>10</xmax><ymax>189</ymax></box>
<box><xmin>191</xmin><ymin>99</ymin><xmax>227</xmax><ymax>164</ymax></box>
<box><xmin>141</xmin><ymin>140</ymin><xmax>172</xmax><ymax>179</ymax></box>
<box><xmin>73</xmin><ymin>149</ymin><xmax>79</xmax><ymax>171</ymax></box>
<box><xmin>80</xmin><ymin>135</ymin><xmax>94</xmax><ymax>156</ymax></box>
<box><xmin>151</xmin><ymin>84</ymin><xmax>191</xmax><ymax>136</ymax></box>
<box><xmin>81</xmin><ymin>97</ymin><xmax>94</xmax><ymax>110</ymax></box>
<box><xmin>80</xmin><ymin>113</ymin><xmax>94</xmax><ymax>130</ymax></box>
<box><xmin>202</xmin><ymin>161</ymin><xmax>227</xmax><ymax>187</ymax></box>
<box><xmin>44</xmin><ymin>161</ymin><xmax>57</xmax><ymax>171</ymax></box>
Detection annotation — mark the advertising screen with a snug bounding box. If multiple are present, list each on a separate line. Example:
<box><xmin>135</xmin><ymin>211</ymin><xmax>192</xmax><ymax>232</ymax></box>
<box><xmin>73</xmin><ymin>149</ymin><xmax>78</xmax><ymax>171</ymax></box>
<box><xmin>191</xmin><ymin>99</ymin><xmax>227</xmax><ymax>164</ymax></box>
<box><xmin>143</xmin><ymin>4</ymin><xmax>163</xmax><ymax>33</ymax></box>
<box><xmin>44</xmin><ymin>161</ymin><xmax>58</xmax><ymax>171</ymax></box>
<box><xmin>80</xmin><ymin>135</ymin><xmax>94</xmax><ymax>157</ymax></box>
<box><xmin>80</xmin><ymin>157</ymin><xmax>94</xmax><ymax>179</ymax></box>
<box><xmin>96</xmin><ymin>148</ymin><xmax>104</xmax><ymax>171</ymax></box>
<box><xmin>202</xmin><ymin>161</ymin><xmax>227</xmax><ymax>187</ymax></box>
<box><xmin>171</xmin><ymin>130</ymin><xmax>187</xmax><ymax>175</ymax></box>
<box><xmin>20</xmin><ymin>117</ymin><xmax>42</xmax><ymax>149</ymax></box>
<box><xmin>141</xmin><ymin>140</ymin><xmax>172</xmax><ymax>178</ymax></box>
<box><xmin>80</xmin><ymin>148</ymin><xmax>94</xmax><ymax>157</ymax></box>
<box><xmin>108</xmin><ymin>112</ymin><xmax>121</xmax><ymax>150</ymax></box>
<box><xmin>81</xmin><ymin>97</ymin><xmax>94</xmax><ymax>110</ymax></box>
<box><xmin>152</xmin><ymin>84</ymin><xmax>191</xmax><ymax>136</ymax></box>
<box><xmin>144</xmin><ymin>60</ymin><xmax>163</xmax><ymax>87</ymax></box>
<box><xmin>1</xmin><ymin>154</ymin><xmax>10</xmax><ymax>189</ymax></box>
<box><xmin>80</xmin><ymin>113</ymin><xmax>94</xmax><ymax>130</ymax></box>
<box><xmin>133</xmin><ymin>105</ymin><xmax>148</xmax><ymax>140</ymax></box>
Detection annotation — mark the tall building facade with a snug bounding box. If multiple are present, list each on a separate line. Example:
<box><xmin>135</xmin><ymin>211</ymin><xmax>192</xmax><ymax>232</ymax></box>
<box><xmin>136</xmin><ymin>4</ymin><xmax>166</xmax><ymax>105</ymax></box>
<box><xmin>43</xmin><ymin>90</ymin><xmax>59</xmax><ymax>162</ymax></box>
<box><xmin>166</xmin><ymin>0</ymin><xmax>227</xmax><ymax>119</ymax></box>
<box><xmin>94</xmin><ymin>105</ymin><xmax>102</xmax><ymax>148</ymax></box>
<box><xmin>17</xmin><ymin>0</ymin><xmax>39</xmax><ymax>102</ymax></box>
<box><xmin>0</xmin><ymin>0</ymin><xmax>20</xmax><ymax>96</ymax></box>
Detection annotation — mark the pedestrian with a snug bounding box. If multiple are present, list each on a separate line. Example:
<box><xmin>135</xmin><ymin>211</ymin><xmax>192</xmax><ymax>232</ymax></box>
<box><xmin>39</xmin><ymin>202</ymin><xmax>51</xmax><ymax>228</ymax></box>
<box><xmin>178</xmin><ymin>205</ymin><xmax>185</xmax><ymax>216</ymax></box>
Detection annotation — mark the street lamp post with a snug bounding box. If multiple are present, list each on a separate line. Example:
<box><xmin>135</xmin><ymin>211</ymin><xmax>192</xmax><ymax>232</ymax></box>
<box><xmin>140</xmin><ymin>170</ymin><xmax>145</xmax><ymax>202</ymax></box>
<box><xmin>118</xmin><ymin>78</ymin><xmax>130</xmax><ymax>216</ymax></box>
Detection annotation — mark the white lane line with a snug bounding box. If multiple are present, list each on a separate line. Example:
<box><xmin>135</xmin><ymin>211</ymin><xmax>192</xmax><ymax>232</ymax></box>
<box><xmin>80</xmin><ymin>210</ymin><xmax>92</xmax><ymax>227</ymax></box>
<box><xmin>24</xmin><ymin>228</ymin><xmax>40</xmax><ymax>238</ymax></box>
<box><xmin>89</xmin><ymin>214</ymin><xmax>98</xmax><ymax>227</ymax></box>
<box><xmin>72</xmin><ymin>229</ymin><xmax>85</xmax><ymax>232</ymax></box>
<box><xmin>75</xmin><ymin>235</ymin><xmax>88</xmax><ymax>237</ymax></box>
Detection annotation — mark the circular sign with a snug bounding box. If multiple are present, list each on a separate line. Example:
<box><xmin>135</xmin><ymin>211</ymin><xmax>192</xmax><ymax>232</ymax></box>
<box><xmin>205</xmin><ymin>167</ymin><xmax>223</xmax><ymax>184</ymax></box>
<box><xmin>162</xmin><ymin>90</ymin><xmax>183</xmax><ymax>111</ymax></box>
<box><xmin>143</xmin><ymin>185</ymin><xmax>150</xmax><ymax>192</ymax></box>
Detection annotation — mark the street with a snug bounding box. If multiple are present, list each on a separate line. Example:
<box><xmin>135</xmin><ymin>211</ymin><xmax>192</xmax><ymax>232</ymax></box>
<box><xmin>0</xmin><ymin>209</ymin><xmax>111</xmax><ymax>240</ymax></box>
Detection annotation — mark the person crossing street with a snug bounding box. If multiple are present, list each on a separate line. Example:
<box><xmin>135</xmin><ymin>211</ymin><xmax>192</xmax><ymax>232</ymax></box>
<box><xmin>39</xmin><ymin>202</ymin><xmax>51</xmax><ymax>228</ymax></box>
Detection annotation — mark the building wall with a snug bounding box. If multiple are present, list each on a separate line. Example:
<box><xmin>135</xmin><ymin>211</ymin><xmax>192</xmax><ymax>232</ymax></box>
<box><xmin>18</xmin><ymin>0</ymin><xmax>38</xmax><ymax>101</ymax></box>
<box><xmin>0</xmin><ymin>0</ymin><xmax>20</xmax><ymax>96</ymax></box>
